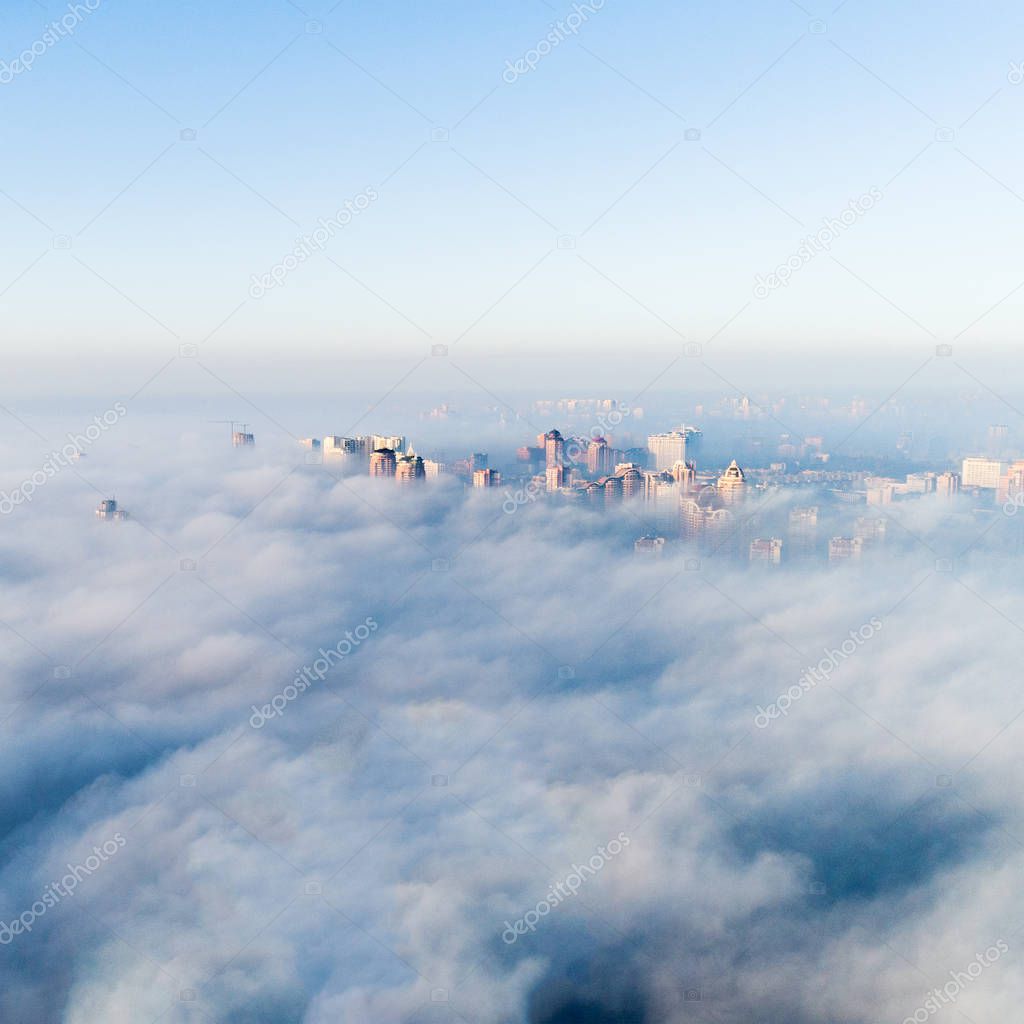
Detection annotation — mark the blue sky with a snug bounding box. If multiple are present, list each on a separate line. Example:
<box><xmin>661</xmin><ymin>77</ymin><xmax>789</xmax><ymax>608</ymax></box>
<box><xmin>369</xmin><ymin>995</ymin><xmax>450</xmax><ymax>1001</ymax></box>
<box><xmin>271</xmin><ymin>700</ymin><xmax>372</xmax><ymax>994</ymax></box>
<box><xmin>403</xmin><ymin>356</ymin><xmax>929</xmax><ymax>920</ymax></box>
<box><xmin>3</xmin><ymin>0</ymin><xmax>1024</xmax><ymax>391</ymax></box>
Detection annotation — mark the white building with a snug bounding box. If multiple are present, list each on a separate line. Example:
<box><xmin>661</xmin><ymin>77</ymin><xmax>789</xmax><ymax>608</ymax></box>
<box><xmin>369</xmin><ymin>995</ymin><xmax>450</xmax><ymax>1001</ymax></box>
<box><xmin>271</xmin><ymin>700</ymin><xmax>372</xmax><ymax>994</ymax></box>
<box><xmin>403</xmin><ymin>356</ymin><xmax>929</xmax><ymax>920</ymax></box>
<box><xmin>371</xmin><ymin>435</ymin><xmax>405</xmax><ymax>454</ymax></box>
<box><xmin>962</xmin><ymin>457</ymin><xmax>1007</xmax><ymax>490</ymax></box>
<box><xmin>323</xmin><ymin>436</ymin><xmax>366</xmax><ymax>461</ymax></box>
<box><xmin>749</xmin><ymin>538</ymin><xmax>782</xmax><ymax>564</ymax></box>
<box><xmin>647</xmin><ymin>430</ymin><xmax>688</xmax><ymax>472</ymax></box>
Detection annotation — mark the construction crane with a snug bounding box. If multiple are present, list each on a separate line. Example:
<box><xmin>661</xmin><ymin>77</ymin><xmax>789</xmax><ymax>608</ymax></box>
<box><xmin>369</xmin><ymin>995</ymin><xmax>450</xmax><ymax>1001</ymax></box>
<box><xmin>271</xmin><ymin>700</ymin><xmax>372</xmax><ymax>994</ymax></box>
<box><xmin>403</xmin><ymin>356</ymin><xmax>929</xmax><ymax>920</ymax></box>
<box><xmin>205</xmin><ymin>420</ymin><xmax>255</xmax><ymax>447</ymax></box>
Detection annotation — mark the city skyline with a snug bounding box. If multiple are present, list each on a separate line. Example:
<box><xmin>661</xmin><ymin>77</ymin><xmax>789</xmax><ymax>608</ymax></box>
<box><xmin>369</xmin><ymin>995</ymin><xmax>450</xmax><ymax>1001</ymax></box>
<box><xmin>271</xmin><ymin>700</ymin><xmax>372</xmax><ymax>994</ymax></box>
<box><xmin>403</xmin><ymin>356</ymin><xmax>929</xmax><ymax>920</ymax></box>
<box><xmin>52</xmin><ymin>393</ymin><xmax>1024</xmax><ymax>572</ymax></box>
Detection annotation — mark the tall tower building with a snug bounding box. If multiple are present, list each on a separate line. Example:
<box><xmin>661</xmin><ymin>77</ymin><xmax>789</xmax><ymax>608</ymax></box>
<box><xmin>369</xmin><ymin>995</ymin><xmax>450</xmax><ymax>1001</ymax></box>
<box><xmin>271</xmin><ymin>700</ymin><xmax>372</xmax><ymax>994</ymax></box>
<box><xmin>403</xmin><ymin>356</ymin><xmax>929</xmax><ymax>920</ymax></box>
<box><xmin>645</xmin><ymin>475</ymin><xmax>681</xmax><ymax>537</ymax></box>
<box><xmin>323</xmin><ymin>436</ymin><xmax>366</xmax><ymax>465</ymax></box>
<box><xmin>395</xmin><ymin>454</ymin><xmax>425</xmax><ymax>483</ymax></box>
<box><xmin>615</xmin><ymin>464</ymin><xmax>645</xmax><ymax>499</ymax></box>
<box><xmin>601</xmin><ymin>474</ymin><xmax>624</xmax><ymax>507</ymax></box>
<box><xmin>472</xmin><ymin>468</ymin><xmax>500</xmax><ymax>488</ymax></box>
<box><xmin>587</xmin><ymin>437</ymin><xmax>611</xmax><ymax>476</ymax></box>
<box><xmin>543</xmin><ymin>430</ymin><xmax>564</xmax><ymax>469</ymax></box>
<box><xmin>716</xmin><ymin>459</ymin><xmax>747</xmax><ymax>505</ymax></box>
<box><xmin>647</xmin><ymin>430</ymin><xmax>688</xmax><ymax>472</ymax></box>
<box><xmin>672</xmin><ymin>460</ymin><xmax>696</xmax><ymax>492</ymax></box>
<box><xmin>788</xmin><ymin>506</ymin><xmax>818</xmax><ymax>559</ymax></box>
<box><xmin>369</xmin><ymin>448</ymin><xmax>398</xmax><ymax>477</ymax></box>
<box><xmin>749</xmin><ymin>538</ymin><xmax>783</xmax><ymax>565</ymax></box>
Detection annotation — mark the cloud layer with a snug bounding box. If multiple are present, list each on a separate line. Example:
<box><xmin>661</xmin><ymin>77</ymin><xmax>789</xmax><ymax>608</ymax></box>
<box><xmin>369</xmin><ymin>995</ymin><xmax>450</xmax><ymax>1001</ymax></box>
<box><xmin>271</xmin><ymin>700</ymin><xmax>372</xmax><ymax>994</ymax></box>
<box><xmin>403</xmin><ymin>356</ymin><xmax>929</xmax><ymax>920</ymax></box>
<box><xmin>1</xmin><ymin>430</ymin><xmax>1023</xmax><ymax>1023</ymax></box>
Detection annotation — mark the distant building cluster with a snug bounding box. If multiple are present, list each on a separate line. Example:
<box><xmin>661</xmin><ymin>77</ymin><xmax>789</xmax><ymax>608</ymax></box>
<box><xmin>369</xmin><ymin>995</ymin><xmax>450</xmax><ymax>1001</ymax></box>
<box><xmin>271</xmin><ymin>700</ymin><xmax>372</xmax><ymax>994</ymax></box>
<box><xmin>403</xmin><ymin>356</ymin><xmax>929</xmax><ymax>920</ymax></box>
<box><xmin>95</xmin><ymin>398</ymin><xmax>1024</xmax><ymax>567</ymax></box>
<box><xmin>300</xmin><ymin>433</ymin><xmax>489</xmax><ymax>488</ymax></box>
<box><xmin>95</xmin><ymin>498</ymin><xmax>129</xmax><ymax>521</ymax></box>
<box><xmin>960</xmin><ymin>456</ymin><xmax>1024</xmax><ymax>503</ymax></box>
<box><xmin>863</xmin><ymin>470</ymin><xmax>960</xmax><ymax>505</ymax></box>
<box><xmin>257</xmin><ymin>401</ymin><xmax>1024</xmax><ymax>568</ymax></box>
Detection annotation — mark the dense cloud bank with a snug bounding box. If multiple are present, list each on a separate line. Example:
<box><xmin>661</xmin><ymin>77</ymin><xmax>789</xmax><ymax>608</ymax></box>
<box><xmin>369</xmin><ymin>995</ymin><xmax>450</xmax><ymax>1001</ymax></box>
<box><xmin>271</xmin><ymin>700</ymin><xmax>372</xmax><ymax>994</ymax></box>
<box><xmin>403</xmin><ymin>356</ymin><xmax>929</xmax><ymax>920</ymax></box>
<box><xmin>1</xmin><ymin>431</ymin><xmax>1023</xmax><ymax>1023</ymax></box>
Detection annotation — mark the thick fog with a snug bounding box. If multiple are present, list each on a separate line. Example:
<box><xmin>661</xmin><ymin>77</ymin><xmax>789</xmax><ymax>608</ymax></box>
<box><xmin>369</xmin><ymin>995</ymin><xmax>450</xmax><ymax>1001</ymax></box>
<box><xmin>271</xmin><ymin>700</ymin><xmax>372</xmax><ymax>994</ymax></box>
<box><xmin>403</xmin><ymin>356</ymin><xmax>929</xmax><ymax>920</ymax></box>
<box><xmin>0</xmin><ymin>415</ymin><xmax>1022</xmax><ymax>1024</ymax></box>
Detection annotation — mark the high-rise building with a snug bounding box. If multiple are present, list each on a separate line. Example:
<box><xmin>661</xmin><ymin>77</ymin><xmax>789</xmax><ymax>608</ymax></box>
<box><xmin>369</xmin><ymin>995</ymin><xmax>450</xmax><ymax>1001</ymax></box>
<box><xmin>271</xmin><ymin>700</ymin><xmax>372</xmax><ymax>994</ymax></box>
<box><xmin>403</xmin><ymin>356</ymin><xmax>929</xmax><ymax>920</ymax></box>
<box><xmin>788</xmin><ymin>506</ymin><xmax>818</xmax><ymax>558</ymax></box>
<box><xmin>645</xmin><ymin>476</ymin><xmax>681</xmax><ymax>537</ymax></box>
<box><xmin>635</xmin><ymin>535</ymin><xmax>666</xmax><ymax>557</ymax></box>
<box><xmin>587</xmin><ymin>437</ymin><xmax>612</xmax><ymax>477</ymax></box>
<box><xmin>96</xmin><ymin>498</ymin><xmax>129</xmax><ymax>521</ymax></box>
<box><xmin>543</xmin><ymin>430</ymin><xmax>564</xmax><ymax>469</ymax></box>
<box><xmin>672</xmin><ymin>461</ymin><xmax>696</xmax><ymax>492</ymax></box>
<box><xmin>371</xmin><ymin>435</ymin><xmax>406</xmax><ymax>454</ymax></box>
<box><xmin>472</xmin><ymin>468</ymin><xmax>500</xmax><ymax>488</ymax></box>
<box><xmin>962</xmin><ymin>457</ymin><xmax>1007</xmax><ymax>489</ymax></box>
<box><xmin>680</xmin><ymin>493</ymin><xmax>735</xmax><ymax>550</ymax></box>
<box><xmin>615</xmin><ymin>464</ymin><xmax>645</xmax><ymax>499</ymax></box>
<box><xmin>997</xmin><ymin>460</ymin><xmax>1024</xmax><ymax>503</ymax></box>
<box><xmin>749</xmin><ymin>538</ymin><xmax>783</xmax><ymax>564</ymax></box>
<box><xmin>716</xmin><ymin>459</ymin><xmax>746</xmax><ymax>505</ymax></box>
<box><xmin>904</xmin><ymin>472</ymin><xmax>936</xmax><ymax>494</ymax></box>
<box><xmin>683</xmin><ymin>428</ymin><xmax>702</xmax><ymax>461</ymax></box>
<box><xmin>936</xmin><ymin>471</ymin><xmax>960</xmax><ymax>497</ymax></box>
<box><xmin>545</xmin><ymin>465</ymin><xmax>564</xmax><ymax>492</ymax></box>
<box><xmin>369</xmin><ymin>448</ymin><xmax>397</xmax><ymax>477</ymax></box>
<box><xmin>647</xmin><ymin>430</ymin><xmax>688</xmax><ymax>471</ymax></box>
<box><xmin>323</xmin><ymin>436</ymin><xmax>365</xmax><ymax>462</ymax></box>
<box><xmin>703</xmin><ymin>507</ymin><xmax>736</xmax><ymax>551</ymax></box>
<box><xmin>395</xmin><ymin>454</ymin><xmax>425</xmax><ymax>483</ymax></box>
<box><xmin>232</xmin><ymin>428</ymin><xmax>255</xmax><ymax>447</ymax></box>
<box><xmin>789</xmin><ymin>507</ymin><xmax>818</xmax><ymax>530</ymax></box>
<box><xmin>680</xmin><ymin>498</ymin><xmax>704</xmax><ymax>542</ymax></box>
<box><xmin>854</xmin><ymin>517</ymin><xmax>886</xmax><ymax>543</ymax></box>
<box><xmin>865</xmin><ymin>477</ymin><xmax>899</xmax><ymax>506</ymax></box>
<box><xmin>470</xmin><ymin>453</ymin><xmax>489</xmax><ymax>472</ymax></box>
<box><xmin>423</xmin><ymin>459</ymin><xmax>445</xmax><ymax>479</ymax></box>
<box><xmin>601</xmin><ymin>474</ymin><xmax>623</xmax><ymax>506</ymax></box>
<box><xmin>829</xmin><ymin>537</ymin><xmax>864</xmax><ymax>562</ymax></box>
